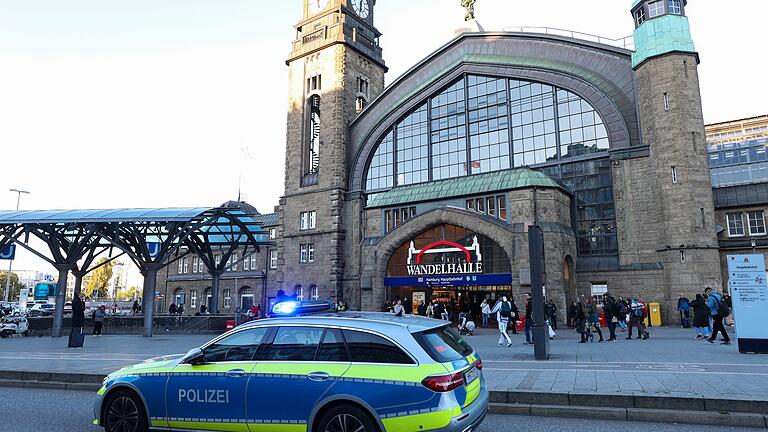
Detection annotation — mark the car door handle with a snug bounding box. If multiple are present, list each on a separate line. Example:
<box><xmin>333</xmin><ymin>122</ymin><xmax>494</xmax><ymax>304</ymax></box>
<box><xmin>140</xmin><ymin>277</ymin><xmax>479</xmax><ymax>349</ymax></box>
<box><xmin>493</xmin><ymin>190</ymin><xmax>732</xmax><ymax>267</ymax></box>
<box><xmin>226</xmin><ymin>369</ymin><xmax>246</xmax><ymax>378</ymax></box>
<box><xmin>307</xmin><ymin>372</ymin><xmax>330</xmax><ymax>382</ymax></box>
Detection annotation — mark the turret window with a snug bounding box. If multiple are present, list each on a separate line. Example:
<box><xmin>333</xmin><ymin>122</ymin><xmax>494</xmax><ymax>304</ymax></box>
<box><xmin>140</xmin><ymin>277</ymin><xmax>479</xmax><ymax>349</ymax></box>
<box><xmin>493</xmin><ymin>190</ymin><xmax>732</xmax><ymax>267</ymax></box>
<box><xmin>648</xmin><ymin>1</ymin><xmax>664</xmax><ymax>18</ymax></box>
<box><xmin>668</xmin><ymin>0</ymin><xmax>681</xmax><ymax>15</ymax></box>
<box><xmin>635</xmin><ymin>8</ymin><xmax>646</xmax><ymax>25</ymax></box>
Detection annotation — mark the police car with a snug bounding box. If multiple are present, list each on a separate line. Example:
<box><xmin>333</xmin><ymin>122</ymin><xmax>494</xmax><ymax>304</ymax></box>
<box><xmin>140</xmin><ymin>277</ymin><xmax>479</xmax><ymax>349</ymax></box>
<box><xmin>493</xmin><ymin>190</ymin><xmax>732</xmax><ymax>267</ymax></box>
<box><xmin>93</xmin><ymin>300</ymin><xmax>488</xmax><ymax>432</ymax></box>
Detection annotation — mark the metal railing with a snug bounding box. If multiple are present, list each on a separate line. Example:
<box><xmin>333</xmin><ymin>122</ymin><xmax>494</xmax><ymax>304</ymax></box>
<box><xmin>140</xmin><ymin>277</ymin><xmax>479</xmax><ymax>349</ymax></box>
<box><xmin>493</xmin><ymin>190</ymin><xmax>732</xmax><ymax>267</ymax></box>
<box><xmin>499</xmin><ymin>26</ymin><xmax>634</xmax><ymax>51</ymax></box>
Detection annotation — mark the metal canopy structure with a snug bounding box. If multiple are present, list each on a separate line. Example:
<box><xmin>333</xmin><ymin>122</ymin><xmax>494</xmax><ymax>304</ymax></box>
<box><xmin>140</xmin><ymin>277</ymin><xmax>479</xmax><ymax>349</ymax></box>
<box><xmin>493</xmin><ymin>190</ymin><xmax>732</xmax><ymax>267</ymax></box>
<box><xmin>0</xmin><ymin>204</ymin><xmax>271</xmax><ymax>338</ymax></box>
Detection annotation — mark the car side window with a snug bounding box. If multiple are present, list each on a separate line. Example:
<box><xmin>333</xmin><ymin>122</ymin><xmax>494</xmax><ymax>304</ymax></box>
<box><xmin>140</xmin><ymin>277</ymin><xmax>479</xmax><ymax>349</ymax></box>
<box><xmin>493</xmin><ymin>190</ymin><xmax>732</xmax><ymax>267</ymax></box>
<box><xmin>265</xmin><ymin>327</ymin><xmax>324</xmax><ymax>361</ymax></box>
<box><xmin>316</xmin><ymin>329</ymin><xmax>349</xmax><ymax>362</ymax></box>
<box><xmin>203</xmin><ymin>327</ymin><xmax>268</xmax><ymax>363</ymax></box>
<box><xmin>342</xmin><ymin>330</ymin><xmax>414</xmax><ymax>365</ymax></box>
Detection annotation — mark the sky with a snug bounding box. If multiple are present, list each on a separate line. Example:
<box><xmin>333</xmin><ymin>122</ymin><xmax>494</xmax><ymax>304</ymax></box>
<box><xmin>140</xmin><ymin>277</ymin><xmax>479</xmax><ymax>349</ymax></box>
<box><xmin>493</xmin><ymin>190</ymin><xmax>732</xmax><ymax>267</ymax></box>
<box><xmin>1</xmin><ymin>0</ymin><xmax>767</xmax><ymax>272</ymax></box>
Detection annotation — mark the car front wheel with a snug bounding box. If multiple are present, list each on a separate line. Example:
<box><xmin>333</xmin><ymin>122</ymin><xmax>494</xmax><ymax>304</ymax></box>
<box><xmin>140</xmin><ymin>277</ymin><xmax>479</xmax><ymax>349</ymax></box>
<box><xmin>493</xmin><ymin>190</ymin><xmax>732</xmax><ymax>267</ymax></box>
<box><xmin>316</xmin><ymin>404</ymin><xmax>379</xmax><ymax>432</ymax></box>
<box><xmin>103</xmin><ymin>389</ymin><xmax>148</xmax><ymax>432</ymax></box>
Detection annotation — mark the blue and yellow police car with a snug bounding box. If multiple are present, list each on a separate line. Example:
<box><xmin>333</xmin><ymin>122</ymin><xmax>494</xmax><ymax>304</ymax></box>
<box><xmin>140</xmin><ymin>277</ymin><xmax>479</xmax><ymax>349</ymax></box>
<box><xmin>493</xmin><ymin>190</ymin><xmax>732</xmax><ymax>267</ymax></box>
<box><xmin>93</xmin><ymin>301</ymin><xmax>488</xmax><ymax>432</ymax></box>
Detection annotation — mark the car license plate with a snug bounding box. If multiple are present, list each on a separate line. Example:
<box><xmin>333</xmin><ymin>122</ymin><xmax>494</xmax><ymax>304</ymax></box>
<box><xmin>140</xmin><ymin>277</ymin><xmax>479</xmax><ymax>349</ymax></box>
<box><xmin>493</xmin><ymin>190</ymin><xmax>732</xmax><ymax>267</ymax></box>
<box><xmin>464</xmin><ymin>366</ymin><xmax>478</xmax><ymax>385</ymax></box>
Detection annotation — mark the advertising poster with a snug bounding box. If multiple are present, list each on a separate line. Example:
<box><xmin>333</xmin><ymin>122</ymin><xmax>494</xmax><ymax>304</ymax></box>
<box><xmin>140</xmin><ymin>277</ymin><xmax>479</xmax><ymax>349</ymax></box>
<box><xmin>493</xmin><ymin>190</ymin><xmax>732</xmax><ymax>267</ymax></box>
<box><xmin>727</xmin><ymin>254</ymin><xmax>768</xmax><ymax>353</ymax></box>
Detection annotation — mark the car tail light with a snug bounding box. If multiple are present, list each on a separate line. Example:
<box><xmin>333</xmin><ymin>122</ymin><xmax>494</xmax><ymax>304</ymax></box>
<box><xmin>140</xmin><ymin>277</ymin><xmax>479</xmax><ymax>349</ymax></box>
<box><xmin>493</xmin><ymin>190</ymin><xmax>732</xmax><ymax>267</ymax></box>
<box><xmin>422</xmin><ymin>372</ymin><xmax>465</xmax><ymax>392</ymax></box>
<box><xmin>475</xmin><ymin>359</ymin><xmax>483</xmax><ymax>370</ymax></box>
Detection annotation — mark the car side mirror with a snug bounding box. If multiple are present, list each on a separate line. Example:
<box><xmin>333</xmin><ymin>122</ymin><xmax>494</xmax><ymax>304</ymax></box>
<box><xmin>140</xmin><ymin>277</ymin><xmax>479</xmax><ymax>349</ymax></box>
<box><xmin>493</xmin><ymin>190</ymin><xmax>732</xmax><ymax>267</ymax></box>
<box><xmin>181</xmin><ymin>347</ymin><xmax>205</xmax><ymax>365</ymax></box>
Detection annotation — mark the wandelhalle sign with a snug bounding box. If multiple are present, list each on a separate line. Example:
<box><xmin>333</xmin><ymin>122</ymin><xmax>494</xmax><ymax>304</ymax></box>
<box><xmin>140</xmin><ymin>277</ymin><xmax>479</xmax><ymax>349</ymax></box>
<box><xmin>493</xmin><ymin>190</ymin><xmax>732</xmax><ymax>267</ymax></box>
<box><xmin>405</xmin><ymin>237</ymin><xmax>483</xmax><ymax>276</ymax></box>
<box><xmin>385</xmin><ymin>237</ymin><xmax>513</xmax><ymax>287</ymax></box>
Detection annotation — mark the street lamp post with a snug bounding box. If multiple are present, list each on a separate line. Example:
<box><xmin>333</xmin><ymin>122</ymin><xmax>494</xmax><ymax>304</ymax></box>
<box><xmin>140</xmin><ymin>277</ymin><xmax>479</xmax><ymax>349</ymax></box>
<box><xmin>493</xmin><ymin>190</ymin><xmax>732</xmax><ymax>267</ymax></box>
<box><xmin>4</xmin><ymin>189</ymin><xmax>30</xmax><ymax>303</ymax></box>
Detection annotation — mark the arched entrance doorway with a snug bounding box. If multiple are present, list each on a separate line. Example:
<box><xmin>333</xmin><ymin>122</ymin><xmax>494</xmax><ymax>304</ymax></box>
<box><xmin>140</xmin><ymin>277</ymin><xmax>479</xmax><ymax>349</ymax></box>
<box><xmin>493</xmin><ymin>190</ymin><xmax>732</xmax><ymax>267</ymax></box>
<box><xmin>385</xmin><ymin>224</ymin><xmax>513</xmax><ymax>319</ymax></box>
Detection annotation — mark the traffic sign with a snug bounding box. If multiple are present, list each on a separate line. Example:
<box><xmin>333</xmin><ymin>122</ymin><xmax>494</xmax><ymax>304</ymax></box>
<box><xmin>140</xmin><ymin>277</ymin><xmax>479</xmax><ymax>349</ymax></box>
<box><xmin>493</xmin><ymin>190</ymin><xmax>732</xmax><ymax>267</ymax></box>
<box><xmin>0</xmin><ymin>245</ymin><xmax>16</xmax><ymax>260</ymax></box>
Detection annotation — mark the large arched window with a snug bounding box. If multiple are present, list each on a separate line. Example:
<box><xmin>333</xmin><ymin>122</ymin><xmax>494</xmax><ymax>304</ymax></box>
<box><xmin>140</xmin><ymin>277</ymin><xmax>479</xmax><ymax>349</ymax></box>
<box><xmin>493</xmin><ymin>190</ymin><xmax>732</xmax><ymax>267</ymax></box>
<box><xmin>364</xmin><ymin>75</ymin><xmax>610</xmax><ymax>190</ymax></box>
<box><xmin>364</xmin><ymin>74</ymin><xmax>617</xmax><ymax>258</ymax></box>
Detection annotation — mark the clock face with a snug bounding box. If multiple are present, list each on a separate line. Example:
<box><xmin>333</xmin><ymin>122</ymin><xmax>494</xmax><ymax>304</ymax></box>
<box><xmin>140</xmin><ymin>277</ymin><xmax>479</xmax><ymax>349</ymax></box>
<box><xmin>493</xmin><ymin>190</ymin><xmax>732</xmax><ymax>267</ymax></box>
<box><xmin>309</xmin><ymin>0</ymin><xmax>329</xmax><ymax>14</ymax></box>
<box><xmin>352</xmin><ymin>0</ymin><xmax>370</xmax><ymax>19</ymax></box>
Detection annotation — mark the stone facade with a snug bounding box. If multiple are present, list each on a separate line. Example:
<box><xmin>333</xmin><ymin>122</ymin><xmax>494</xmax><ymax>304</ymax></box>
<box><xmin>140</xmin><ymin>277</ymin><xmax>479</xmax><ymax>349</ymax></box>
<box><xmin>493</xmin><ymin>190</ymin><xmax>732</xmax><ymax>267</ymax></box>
<box><xmin>632</xmin><ymin>52</ymin><xmax>722</xmax><ymax>321</ymax></box>
<box><xmin>275</xmin><ymin>0</ymin><xmax>386</xmax><ymax>305</ymax></box>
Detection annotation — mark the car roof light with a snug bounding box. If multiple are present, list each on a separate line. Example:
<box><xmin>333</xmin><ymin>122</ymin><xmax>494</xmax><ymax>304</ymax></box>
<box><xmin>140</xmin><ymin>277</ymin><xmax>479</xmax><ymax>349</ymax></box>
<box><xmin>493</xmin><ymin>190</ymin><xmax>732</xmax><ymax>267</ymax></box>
<box><xmin>270</xmin><ymin>300</ymin><xmax>336</xmax><ymax>317</ymax></box>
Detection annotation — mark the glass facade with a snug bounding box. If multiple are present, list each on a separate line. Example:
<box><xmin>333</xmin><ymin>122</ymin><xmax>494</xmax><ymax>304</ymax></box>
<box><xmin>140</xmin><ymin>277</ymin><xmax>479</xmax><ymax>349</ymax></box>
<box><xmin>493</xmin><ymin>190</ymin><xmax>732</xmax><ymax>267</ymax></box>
<box><xmin>707</xmin><ymin>137</ymin><xmax>768</xmax><ymax>187</ymax></box>
<box><xmin>365</xmin><ymin>130</ymin><xmax>394</xmax><ymax>190</ymax></box>
<box><xmin>364</xmin><ymin>74</ymin><xmax>617</xmax><ymax>258</ymax></box>
<box><xmin>430</xmin><ymin>80</ymin><xmax>467</xmax><ymax>180</ymax></box>
<box><xmin>396</xmin><ymin>103</ymin><xmax>429</xmax><ymax>185</ymax></box>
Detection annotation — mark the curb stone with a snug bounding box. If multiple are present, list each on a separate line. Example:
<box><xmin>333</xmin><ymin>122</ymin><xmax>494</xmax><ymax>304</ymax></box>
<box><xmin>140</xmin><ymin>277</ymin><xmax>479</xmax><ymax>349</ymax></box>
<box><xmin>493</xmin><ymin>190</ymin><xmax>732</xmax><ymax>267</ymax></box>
<box><xmin>489</xmin><ymin>403</ymin><xmax>768</xmax><ymax>429</ymax></box>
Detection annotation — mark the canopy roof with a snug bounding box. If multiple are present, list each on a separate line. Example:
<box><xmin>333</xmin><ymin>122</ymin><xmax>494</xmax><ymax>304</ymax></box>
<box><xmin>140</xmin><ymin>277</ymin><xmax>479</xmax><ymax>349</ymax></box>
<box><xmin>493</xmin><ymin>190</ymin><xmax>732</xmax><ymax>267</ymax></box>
<box><xmin>367</xmin><ymin>168</ymin><xmax>566</xmax><ymax>209</ymax></box>
<box><xmin>0</xmin><ymin>207</ymin><xmax>211</xmax><ymax>224</ymax></box>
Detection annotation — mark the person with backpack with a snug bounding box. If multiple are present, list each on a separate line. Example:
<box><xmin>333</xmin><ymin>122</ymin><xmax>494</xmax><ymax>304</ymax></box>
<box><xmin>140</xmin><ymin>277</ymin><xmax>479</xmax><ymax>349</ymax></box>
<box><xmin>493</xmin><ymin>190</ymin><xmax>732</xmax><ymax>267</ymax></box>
<box><xmin>677</xmin><ymin>294</ymin><xmax>691</xmax><ymax>328</ymax></box>
<box><xmin>523</xmin><ymin>293</ymin><xmax>534</xmax><ymax>345</ymax></box>
<box><xmin>586</xmin><ymin>297</ymin><xmax>604</xmax><ymax>342</ymax></box>
<box><xmin>705</xmin><ymin>287</ymin><xmax>731</xmax><ymax>345</ymax></box>
<box><xmin>617</xmin><ymin>297</ymin><xmax>629</xmax><ymax>332</ymax></box>
<box><xmin>491</xmin><ymin>296</ymin><xmax>513</xmax><ymax>347</ymax></box>
<box><xmin>627</xmin><ymin>299</ymin><xmax>649</xmax><ymax>340</ymax></box>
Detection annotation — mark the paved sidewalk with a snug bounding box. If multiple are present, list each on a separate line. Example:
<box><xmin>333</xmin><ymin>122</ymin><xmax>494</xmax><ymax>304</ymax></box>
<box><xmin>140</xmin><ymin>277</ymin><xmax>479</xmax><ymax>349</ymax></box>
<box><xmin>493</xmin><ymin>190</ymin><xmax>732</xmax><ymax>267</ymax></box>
<box><xmin>1</xmin><ymin>324</ymin><xmax>766</xmax><ymax>400</ymax></box>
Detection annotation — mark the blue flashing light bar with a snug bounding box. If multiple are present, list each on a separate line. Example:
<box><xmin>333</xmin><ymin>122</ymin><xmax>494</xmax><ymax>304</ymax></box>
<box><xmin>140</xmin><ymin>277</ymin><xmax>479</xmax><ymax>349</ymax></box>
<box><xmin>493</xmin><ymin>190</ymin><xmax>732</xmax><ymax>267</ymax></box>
<box><xmin>270</xmin><ymin>299</ymin><xmax>336</xmax><ymax>317</ymax></box>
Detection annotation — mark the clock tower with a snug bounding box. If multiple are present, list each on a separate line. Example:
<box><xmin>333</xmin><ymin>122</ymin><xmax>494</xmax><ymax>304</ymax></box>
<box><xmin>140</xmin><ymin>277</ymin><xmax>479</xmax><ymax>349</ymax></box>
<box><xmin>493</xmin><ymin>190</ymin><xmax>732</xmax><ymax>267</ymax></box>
<box><xmin>275</xmin><ymin>0</ymin><xmax>387</xmax><ymax>304</ymax></box>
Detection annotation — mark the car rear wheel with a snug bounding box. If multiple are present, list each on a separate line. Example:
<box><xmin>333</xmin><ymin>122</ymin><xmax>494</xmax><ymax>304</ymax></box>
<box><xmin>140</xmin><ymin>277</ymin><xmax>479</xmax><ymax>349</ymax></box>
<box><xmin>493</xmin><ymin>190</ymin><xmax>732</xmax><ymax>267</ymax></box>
<box><xmin>104</xmin><ymin>389</ymin><xmax>148</xmax><ymax>432</ymax></box>
<box><xmin>317</xmin><ymin>404</ymin><xmax>378</xmax><ymax>432</ymax></box>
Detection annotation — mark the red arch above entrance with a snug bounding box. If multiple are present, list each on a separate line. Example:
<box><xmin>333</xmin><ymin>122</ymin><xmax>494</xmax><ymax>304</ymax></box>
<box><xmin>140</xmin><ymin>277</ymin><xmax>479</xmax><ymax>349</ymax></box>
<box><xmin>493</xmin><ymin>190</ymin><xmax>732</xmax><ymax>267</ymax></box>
<box><xmin>416</xmin><ymin>240</ymin><xmax>471</xmax><ymax>265</ymax></box>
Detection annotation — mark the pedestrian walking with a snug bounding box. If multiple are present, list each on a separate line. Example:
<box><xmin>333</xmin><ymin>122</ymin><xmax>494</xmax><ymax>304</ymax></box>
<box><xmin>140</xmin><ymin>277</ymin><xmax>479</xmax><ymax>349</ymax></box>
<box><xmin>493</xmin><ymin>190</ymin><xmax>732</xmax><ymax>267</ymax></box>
<box><xmin>93</xmin><ymin>305</ymin><xmax>106</xmax><ymax>336</ymax></box>
<box><xmin>627</xmin><ymin>299</ymin><xmax>649</xmax><ymax>340</ymax></box>
<box><xmin>418</xmin><ymin>301</ymin><xmax>427</xmax><ymax>316</ymax></box>
<box><xmin>392</xmin><ymin>299</ymin><xmax>405</xmax><ymax>317</ymax></box>
<box><xmin>587</xmin><ymin>297</ymin><xmax>604</xmax><ymax>342</ymax></box>
<box><xmin>509</xmin><ymin>298</ymin><xmax>519</xmax><ymax>334</ymax></box>
<box><xmin>68</xmin><ymin>293</ymin><xmax>86</xmax><ymax>348</ymax></box>
<box><xmin>602</xmin><ymin>292</ymin><xmax>619</xmax><ymax>341</ymax></box>
<box><xmin>722</xmin><ymin>291</ymin><xmax>734</xmax><ymax>326</ymax></box>
<box><xmin>575</xmin><ymin>297</ymin><xmax>588</xmax><ymax>343</ymax></box>
<box><xmin>524</xmin><ymin>293</ymin><xmax>534</xmax><ymax>345</ymax></box>
<box><xmin>677</xmin><ymin>293</ymin><xmax>691</xmax><ymax>328</ymax></box>
<box><xmin>617</xmin><ymin>297</ymin><xmax>629</xmax><ymax>332</ymax></box>
<box><xmin>132</xmin><ymin>300</ymin><xmax>140</xmax><ymax>316</ymax></box>
<box><xmin>426</xmin><ymin>301</ymin><xmax>434</xmax><ymax>319</ymax></box>
<box><xmin>705</xmin><ymin>288</ymin><xmax>731</xmax><ymax>345</ymax></box>
<box><xmin>491</xmin><ymin>296</ymin><xmax>513</xmax><ymax>347</ymax></box>
<box><xmin>480</xmin><ymin>299</ymin><xmax>491</xmax><ymax>328</ymax></box>
<box><xmin>689</xmin><ymin>293</ymin><xmax>710</xmax><ymax>339</ymax></box>
<box><xmin>441</xmin><ymin>302</ymin><xmax>449</xmax><ymax>321</ymax></box>
<box><xmin>569</xmin><ymin>301</ymin><xmax>578</xmax><ymax>328</ymax></box>
<box><xmin>547</xmin><ymin>299</ymin><xmax>558</xmax><ymax>330</ymax></box>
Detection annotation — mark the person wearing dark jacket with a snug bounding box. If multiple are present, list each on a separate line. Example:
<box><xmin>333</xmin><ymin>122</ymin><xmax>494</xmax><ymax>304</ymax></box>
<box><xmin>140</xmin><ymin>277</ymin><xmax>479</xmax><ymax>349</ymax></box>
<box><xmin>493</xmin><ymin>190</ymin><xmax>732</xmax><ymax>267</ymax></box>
<box><xmin>509</xmin><ymin>298</ymin><xmax>520</xmax><ymax>334</ymax></box>
<box><xmin>547</xmin><ymin>299</ymin><xmax>558</xmax><ymax>330</ymax></box>
<box><xmin>602</xmin><ymin>293</ymin><xmax>619</xmax><ymax>341</ymax></box>
<box><xmin>575</xmin><ymin>297</ymin><xmax>588</xmax><ymax>343</ymax></box>
<box><xmin>689</xmin><ymin>293</ymin><xmax>710</xmax><ymax>339</ymax></box>
<box><xmin>523</xmin><ymin>293</ymin><xmax>533</xmax><ymax>345</ymax></box>
<box><xmin>169</xmin><ymin>303</ymin><xmax>177</xmax><ymax>315</ymax></box>
<box><xmin>68</xmin><ymin>293</ymin><xmax>86</xmax><ymax>348</ymax></box>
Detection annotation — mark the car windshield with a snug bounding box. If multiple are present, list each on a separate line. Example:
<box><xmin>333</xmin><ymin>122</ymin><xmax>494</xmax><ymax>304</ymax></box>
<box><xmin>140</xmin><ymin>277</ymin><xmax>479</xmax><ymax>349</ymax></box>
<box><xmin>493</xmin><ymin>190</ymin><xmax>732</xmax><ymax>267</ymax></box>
<box><xmin>412</xmin><ymin>325</ymin><xmax>473</xmax><ymax>363</ymax></box>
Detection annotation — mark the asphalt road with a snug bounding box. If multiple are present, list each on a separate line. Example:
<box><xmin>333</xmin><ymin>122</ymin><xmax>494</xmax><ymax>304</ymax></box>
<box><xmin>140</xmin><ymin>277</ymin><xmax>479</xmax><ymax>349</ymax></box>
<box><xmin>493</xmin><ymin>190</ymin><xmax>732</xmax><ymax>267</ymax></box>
<box><xmin>0</xmin><ymin>388</ymin><xmax>760</xmax><ymax>432</ymax></box>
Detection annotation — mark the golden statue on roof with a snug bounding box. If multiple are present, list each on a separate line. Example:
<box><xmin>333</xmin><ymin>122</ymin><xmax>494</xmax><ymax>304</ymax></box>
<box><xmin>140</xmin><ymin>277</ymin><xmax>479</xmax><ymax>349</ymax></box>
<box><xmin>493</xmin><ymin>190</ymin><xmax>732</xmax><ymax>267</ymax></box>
<box><xmin>461</xmin><ymin>0</ymin><xmax>476</xmax><ymax>21</ymax></box>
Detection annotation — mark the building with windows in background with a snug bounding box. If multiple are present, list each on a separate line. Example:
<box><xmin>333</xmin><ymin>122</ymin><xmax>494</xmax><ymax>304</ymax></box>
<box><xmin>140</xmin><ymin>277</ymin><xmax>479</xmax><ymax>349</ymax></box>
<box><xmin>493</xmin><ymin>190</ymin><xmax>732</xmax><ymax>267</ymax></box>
<box><xmin>263</xmin><ymin>0</ymin><xmax>722</xmax><ymax>325</ymax></box>
<box><xmin>708</xmin><ymin>115</ymin><xmax>768</xmax><ymax>283</ymax></box>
